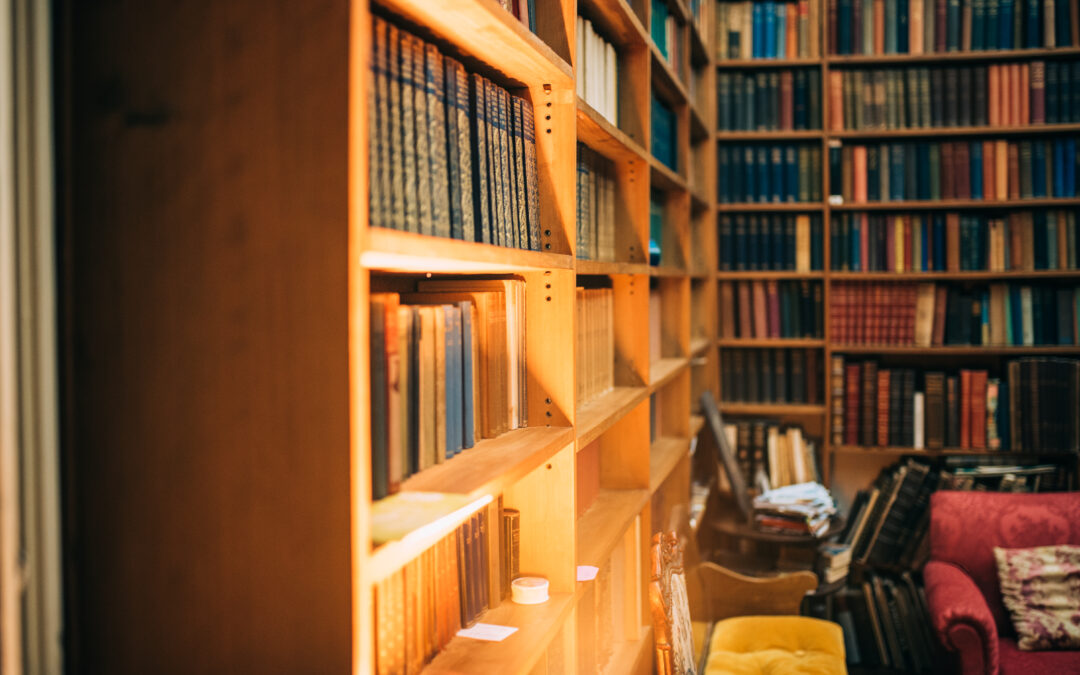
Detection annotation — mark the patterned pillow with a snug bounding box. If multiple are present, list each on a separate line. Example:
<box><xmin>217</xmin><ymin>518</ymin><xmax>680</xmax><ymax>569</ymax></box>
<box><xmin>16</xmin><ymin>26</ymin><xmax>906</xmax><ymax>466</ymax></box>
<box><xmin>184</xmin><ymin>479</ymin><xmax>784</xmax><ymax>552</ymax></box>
<box><xmin>994</xmin><ymin>545</ymin><xmax>1080</xmax><ymax>651</ymax></box>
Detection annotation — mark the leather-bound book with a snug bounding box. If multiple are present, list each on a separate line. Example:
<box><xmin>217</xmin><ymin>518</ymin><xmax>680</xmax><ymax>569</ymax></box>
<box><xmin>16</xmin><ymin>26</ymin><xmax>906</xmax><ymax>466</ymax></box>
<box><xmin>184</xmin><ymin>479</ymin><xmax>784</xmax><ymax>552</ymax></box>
<box><xmin>959</xmin><ymin>369</ymin><xmax>973</xmax><ymax>448</ymax></box>
<box><xmin>924</xmin><ymin>372</ymin><xmax>946</xmax><ymax>449</ymax></box>
<box><xmin>970</xmin><ymin>369</ymin><xmax>988</xmax><ymax>449</ymax></box>
<box><xmin>946</xmin><ymin>374</ymin><xmax>960</xmax><ymax>447</ymax></box>
<box><xmin>877</xmin><ymin>368</ymin><xmax>891</xmax><ymax>447</ymax></box>
<box><xmin>845</xmin><ymin>361</ymin><xmax>862</xmax><ymax>446</ymax></box>
<box><xmin>861</xmin><ymin>361</ymin><xmax>879</xmax><ymax>447</ymax></box>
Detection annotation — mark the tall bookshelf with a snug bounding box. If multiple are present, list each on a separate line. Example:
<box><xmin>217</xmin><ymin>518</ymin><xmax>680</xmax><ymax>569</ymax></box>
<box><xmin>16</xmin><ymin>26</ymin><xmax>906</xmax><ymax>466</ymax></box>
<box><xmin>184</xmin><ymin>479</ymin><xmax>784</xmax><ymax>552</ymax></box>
<box><xmin>713</xmin><ymin>3</ymin><xmax>1080</xmax><ymax>503</ymax></box>
<box><xmin>356</xmin><ymin>0</ymin><xmax>716</xmax><ymax>673</ymax></box>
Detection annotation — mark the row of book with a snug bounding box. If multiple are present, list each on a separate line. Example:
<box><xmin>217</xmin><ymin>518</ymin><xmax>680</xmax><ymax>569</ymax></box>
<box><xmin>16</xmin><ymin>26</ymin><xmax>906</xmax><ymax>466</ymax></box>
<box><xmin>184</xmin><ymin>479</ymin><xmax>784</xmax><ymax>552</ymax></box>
<box><xmin>829</xmin><ymin>60</ymin><xmax>1080</xmax><ymax>131</ymax></box>
<box><xmin>576</xmin><ymin>15</ymin><xmax>619</xmax><ymax>125</ymax></box>
<box><xmin>715</xmin><ymin>0</ymin><xmax>824</xmax><ymax>60</ymax></box>
<box><xmin>718</xmin><ymin>213</ymin><xmax>824</xmax><ymax>270</ymax></box>
<box><xmin>369</xmin><ymin>281</ymin><xmax>526</xmax><ymax>500</ymax></box>
<box><xmin>719</xmin><ymin>420</ymin><xmax>823</xmax><ymax>489</ymax></box>
<box><xmin>830</xmin><ymin>281</ymin><xmax>1080</xmax><ymax>346</ymax></box>
<box><xmin>720</xmin><ymin>347</ymin><xmax>822</xmax><ymax>404</ymax></box>
<box><xmin>576</xmin><ymin>287</ymin><xmax>615</xmax><ymax>408</ymax></box>
<box><xmin>833</xmin><ymin>358</ymin><xmax>1080</xmax><ymax>452</ymax></box>
<box><xmin>717</xmin><ymin>143</ymin><xmax>824</xmax><ymax>203</ymax></box>
<box><xmin>576</xmin><ymin>144</ymin><xmax>617</xmax><ymax>262</ymax></box>
<box><xmin>373</xmin><ymin>501</ymin><xmax>519</xmax><ymax>674</ymax></box>
<box><xmin>829</xmin><ymin>138</ymin><xmax>1080</xmax><ymax>203</ymax></box>
<box><xmin>651</xmin><ymin>94</ymin><xmax>678</xmax><ymax>172</ymax></box>
<box><xmin>719</xmin><ymin>280</ymin><xmax>825</xmax><ymax>339</ymax></box>
<box><xmin>495</xmin><ymin>0</ymin><xmax>536</xmax><ymax>33</ymax></box>
<box><xmin>827</xmin><ymin>0</ymin><xmax>1080</xmax><ymax>54</ymax></box>
<box><xmin>829</xmin><ymin>209</ymin><xmax>1080</xmax><ymax>272</ymax></box>
<box><xmin>717</xmin><ymin>69</ymin><xmax>823</xmax><ymax>131</ymax></box>
<box><xmin>369</xmin><ymin>18</ymin><xmax>541</xmax><ymax>249</ymax></box>
<box><xmin>652</xmin><ymin>0</ymin><xmax>687</xmax><ymax>80</ymax></box>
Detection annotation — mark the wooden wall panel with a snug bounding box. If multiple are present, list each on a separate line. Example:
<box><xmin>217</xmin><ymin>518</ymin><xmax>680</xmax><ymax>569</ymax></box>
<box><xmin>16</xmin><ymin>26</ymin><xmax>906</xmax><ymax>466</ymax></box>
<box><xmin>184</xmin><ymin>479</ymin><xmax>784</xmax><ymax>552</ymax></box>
<box><xmin>59</xmin><ymin>2</ymin><xmax>352</xmax><ymax>673</ymax></box>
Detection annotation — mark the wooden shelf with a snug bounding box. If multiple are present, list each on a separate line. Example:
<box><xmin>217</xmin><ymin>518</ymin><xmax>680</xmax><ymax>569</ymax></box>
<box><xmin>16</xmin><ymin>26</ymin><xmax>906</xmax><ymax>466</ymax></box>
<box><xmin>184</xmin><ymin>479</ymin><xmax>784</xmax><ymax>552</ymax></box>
<box><xmin>364</xmin><ymin>228</ymin><xmax>573</xmax><ymax>273</ymax></box>
<box><xmin>716</xmin><ymin>270</ymin><xmax>824</xmax><ymax>279</ymax></box>
<box><xmin>718</xmin><ymin>338</ymin><xmax>825</xmax><ymax>348</ymax></box>
<box><xmin>831</xmin><ymin>445</ymin><xmax>1080</xmax><ymax>457</ymax></box>
<box><xmin>826</xmin><ymin>46</ymin><xmax>1080</xmax><ymax>66</ymax></box>
<box><xmin>650</xmin><ymin>436</ymin><xmax>691</xmax><ymax>492</ymax></box>
<box><xmin>576</xmin><ymin>488</ymin><xmax>649</xmax><ymax>567</ymax></box>
<box><xmin>690</xmin><ymin>189</ymin><xmax>711</xmax><ymax>212</ymax></box>
<box><xmin>650</xmin><ymin>43</ymin><xmax>690</xmax><ymax>105</ymax></box>
<box><xmin>650</xmin><ymin>265</ymin><xmax>687</xmax><ymax>278</ymax></box>
<box><xmin>718</xmin><ymin>202</ymin><xmax>826</xmax><ymax>212</ymax></box>
<box><xmin>400</xmin><ymin>426</ymin><xmax>574</xmax><ymax>497</ymax></box>
<box><xmin>576</xmin><ymin>97</ymin><xmax>649</xmax><ymax>164</ymax></box>
<box><xmin>829</xmin><ymin>197</ymin><xmax>1080</xmax><ymax>211</ymax></box>
<box><xmin>830</xmin><ymin>269</ymin><xmax>1080</xmax><ymax>281</ymax></box>
<box><xmin>423</xmin><ymin>593</ymin><xmax>576</xmax><ymax>675</ymax></box>
<box><xmin>378</xmin><ymin>0</ymin><xmax>573</xmax><ymax>86</ymax></box>
<box><xmin>719</xmin><ymin>403</ymin><xmax>827</xmax><ymax>416</ymax></box>
<box><xmin>717</xmin><ymin>129</ymin><xmax>825</xmax><ymax>140</ymax></box>
<box><xmin>690</xmin><ymin>104</ymin><xmax>711</xmax><ymax>142</ymax></box>
<box><xmin>649</xmin><ymin>357</ymin><xmax>690</xmax><ymax>390</ymax></box>
<box><xmin>576</xmin><ymin>386</ymin><xmax>650</xmax><ymax>448</ymax></box>
<box><xmin>716</xmin><ymin>58</ymin><xmax>823</xmax><ymax>69</ymax></box>
<box><xmin>649</xmin><ymin>157</ymin><xmax>689</xmax><ymax>193</ymax></box>
<box><xmin>599</xmin><ymin>626</ymin><xmax>653</xmax><ymax>675</ymax></box>
<box><xmin>577</xmin><ymin>0</ymin><xmax>649</xmax><ymax>48</ymax></box>
<box><xmin>576</xmin><ymin>259</ymin><xmax>651</xmax><ymax>275</ymax></box>
<box><xmin>690</xmin><ymin>336</ymin><xmax>711</xmax><ymax>355</ymax></box>
<box><xmin>832</xmin><ymin>344</ymin><xmax>1080</xmax><ymax>355</ymax></box>
<box><xmin>831</xmin><ymin>123</ymin><xmax>1080</xmax><ymax>139</ymax></box>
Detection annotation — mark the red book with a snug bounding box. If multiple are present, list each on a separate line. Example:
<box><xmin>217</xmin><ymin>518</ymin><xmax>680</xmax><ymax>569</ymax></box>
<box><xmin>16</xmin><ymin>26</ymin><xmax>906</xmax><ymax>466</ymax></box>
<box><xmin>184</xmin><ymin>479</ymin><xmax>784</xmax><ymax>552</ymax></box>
<box><xmin>960</xmin><ymin>369</ymin><xmax>973</xmax><ymax>448</ymax></box>
<box><xmin>935</xmin><ymin>0</ymin><xmax>947</xmax><ymax>51</ymax></box>
<box><xmin>940</xmin><ymin>142</ymin><xmax>955</xmax><ymax>199</ymax></box>
<box><xmin>1019</xmin><ymin>63</ymin><xmax>1030</xmax><ymax>124</ymax></box>
<box><xmin>766</xmin><ymin>281</ymin><xmax>782</xmax><ymax>338</ymax></box>
<box><xmin>983</xmin><ymin>140</ymin><xmax>996</xmax><ymax>200</ymax></box>
<box><xmin>970</xmin><ymin>370</ymin><xmax>988</xmax><ymax>449</ymax></box>
<box><xmin>931</xmin><ymin>284</ymin><xmax>948</xmax><ymax>345</ymax></box>
<box><xmin>956</xmin><ymin>142</ymin><xmax>971</xmax><ymax>200</ymax></box>
<box><xmin>859</xmin><ymin>214</ymin><xmax>870</xmax><ymax>272</ymax></box>
<box><xmin>752</xmin><ymin>281</ymin><xmax>768</xmax><ymax>338</ymax></box>
<box><xmin>844</xmin><ymin>364</ymin><xmax>861</xmax><ymax>446</ymax></box>
<box><xmin>1000</xmin><ymin>64</ymin><xmax>1012</xmax><ymax>126</ymax></box>
<box><xmin>877</xmin><ymin>369</ymin><xmax>891</xmax><ymax>447</ymax></box>
<box><xmin>1030</xmin><ymin>61</ymin><xmax>1046</xmax><ymax>124</ymax></box>
<box><xmin>737</xmin><ymin>281</ymin><xmax>753</xmax><ymax>338</ymax></box>
<box><xmin>828</xmin><ymin>0</ymin><xmax>838</xmax><ymax>53</ymax></box>
<box><xmin>1010</xmin><ymin>64</ymin><xmax>1022</xmax><ymax>126</ymax></box>
<box><xmin>854</xmin><ymin>146</ymin><xmax>868</xmax><ymax>202</ymax></box>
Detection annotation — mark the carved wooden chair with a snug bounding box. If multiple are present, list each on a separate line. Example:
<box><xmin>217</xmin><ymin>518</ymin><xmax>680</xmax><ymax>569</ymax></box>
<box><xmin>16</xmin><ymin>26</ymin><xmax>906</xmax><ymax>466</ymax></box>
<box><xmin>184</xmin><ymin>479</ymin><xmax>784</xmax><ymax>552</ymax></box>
<box><xmin>649</xmin><ymin>507</ymin><xmax>847</xmax><ymax>675</ymax></box>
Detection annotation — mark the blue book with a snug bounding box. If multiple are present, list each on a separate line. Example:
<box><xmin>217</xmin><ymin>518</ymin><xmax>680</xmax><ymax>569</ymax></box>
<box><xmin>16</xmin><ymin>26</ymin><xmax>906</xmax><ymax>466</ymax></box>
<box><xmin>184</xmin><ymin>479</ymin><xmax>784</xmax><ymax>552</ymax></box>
<box><xmin>830</xmin><ymin>217</ymin><xmax>841</xmax><ymax>270</ymax></box>
<box><xmin>1034</xmin><ymin>210</ymin><xmax>1047</xmax><ymax>268</ymax></box>
<box><xmin>812</xmin><ymin>219</ymin><xmax>823</xmax><ymax>269</ymax></box>
<box><xmin>1053</xmin><ymin>139</ymin><xmax>1065</xmax><ymax>198</ymax></box>
<box><xmin>1047</xmin><ymin>211</ymin><xmax>1058</xmax><ymax>270</ymax></box>
<box><xmin>1009</xmin><ymin>285</ymin><xmax>1022</xmax><ymax>344</ymax></box>
<box><xmin>933</xmin><ymin>214</ymin><xmax>946</xmax><ymax>271</ymax></box>
<box><xmin>1033</xmin><ymin>140</ymin><xmax>1047</xmax><ymax>198</ymax></box>
<box><xmin>744</xmin><ymin>145</ymin><xmax>756</xmax><ymax>201</ymax></box>
<box><xmin>757</xmin><ymin>146</ymin><xmax>770</xmax><ymax>202</ymax></box>
<box><xmin>760</xmin><ymin>217</ymin><xmax>773</xmax><ymax>269</ymax></box>
<box><xmin>444</xmin><ymin>304</ymin><xmax>462</xmax><ymax>459</ymax></box>
<box><xmin>718</xmin><ymin>146</ymin><xmax>730</xmax><ymax>202</ymax></box>
<box><xmin>851</xmin><ymin>222</ymin><xmax>862</xmax><ymax>271</ymax></box>
<box><xmin>735</xmin><ymin>215</ymin><xmax>748</xmax><ymax>266</ymax></box>
<box><xmin>777</xmin><ymin>5</ymin><xmax>787</xmax><ymax>58</ymax></box>
<box><xmin>996</xmin><ymin>382</ymin><xmax>1009</xmax><ymax>449</ymax></box>
<box><xmin>890</xmin><ymin>143</ymin><xmax>904</xmax><ymax>200</ymax></box>
<box><xmin>785</xmin><ymin>216</ymin><xmax>797</xmax><ymax>268</ymax></box>
<box><xmin>651</xmin><ymin>0</ymin><xmax>669</xmax><ymax>57</ymax></box>
<box><xmin>829</xmin><ymin>146</ymin><xmax>842</xmax><ymax>200</ymax></box>
<box><xmin>1057</xmin><ymin>0</ymin><xmax>1070</xmax><ymax>47</ymax></box>
<box><xmin>1024</xmin><ymin>0</ymin><xmax>1039</xmax><ymax>47</ymax></box>
<box><xmin>459</xmin><ymin>301</ymin><xmax>475</xmax><ymax>450</ymax></box>
<box><xmin>981</xmin><ymin>291</ymin><xmax>990</xmax><ymax>342</ymax></box>
<box><xmin>720</xmin><ymin>216</ymin><xmax>734</xmax><ymax>269</ymax></box>
<box><xmin>972</xmin><ymin>0</ymin><xmax>986</xmax><ymax>49</ymax></box>
<box><xmin>897</xmin><ymin>0</ymin><xmax>909</xmax><ymax>51</ymax></box>
<box><xmin>948</xmin><ymin>0</ymin><xmax>962</xmax><ymax>49</ymax></box>
<box><xmin>885</xmin><ymin>0</ymin><xmax>897</xmax><ymax>52</ymax></box>
<box><xmin>753</xmin><ymin>3</ymin><xmax>765</xmax><ymax>58</ymax></box>
<box><xmin>917</xmin><ymin>144</ymin><xmax>930</xmax><ymax>199</ymax></box>
<box><xmin>839</xmin><ymin>0</ymin><xmax>854</xmax><ymax>53</ymax></box>
<box><xmin>999</xmin><ymin>0</ymin><xmax>1014</xmax><ymax>49</ymax></box>
<box><xmin>748</xmin><ymin>216</ymin><xmax>761</xmax><ymax>268</ymax></box>
<box><xmin>771</xmin><ymin>146</ymin><xmax>784</xmax><ymax>201</ymax></box>
<box><xmin>773</xmin><ymin>216</ymin><xmax>786</xmax><ymax>269</ymax></box>
<box><xmin>649</xmin><ymin>193</ymin><xmax>663</xmax><ymax>265</ymax></box>
<box><xmin>987</xmin><ymin>0</ymin><xmax>1001</xmax><ymax>48</ymax></box>
<box><xmin>785</xmin><ymin>145</ymin><xmax>798</xmax><ymax>201</ymax></box>
<box><xmin>1065</xmin><ymin>138</ymin><xmax>1077</xmax><ymax>197</ymax></box>
<box><xmin>764</xmin><ymin>2</ymin><xmax>777</xmax><ymax>57</ymax></box>
<box><xmin>970</xmin><ymin>142</ymin><xmax>984</xmax><ymax>200</ymax></box>
<box><xmin>733</xmin><ymin>146</ymin><xmax>746</xmax><ymax>201</ymax></box>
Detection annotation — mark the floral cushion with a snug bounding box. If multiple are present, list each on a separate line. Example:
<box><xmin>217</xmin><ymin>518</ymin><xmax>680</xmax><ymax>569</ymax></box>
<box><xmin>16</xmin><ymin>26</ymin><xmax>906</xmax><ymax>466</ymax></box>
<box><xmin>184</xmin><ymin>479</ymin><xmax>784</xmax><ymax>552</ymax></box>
<box><xmin>994</xmin><ymin>545</ymin><xmax>1080</xmax><ymax>651</ymax></box>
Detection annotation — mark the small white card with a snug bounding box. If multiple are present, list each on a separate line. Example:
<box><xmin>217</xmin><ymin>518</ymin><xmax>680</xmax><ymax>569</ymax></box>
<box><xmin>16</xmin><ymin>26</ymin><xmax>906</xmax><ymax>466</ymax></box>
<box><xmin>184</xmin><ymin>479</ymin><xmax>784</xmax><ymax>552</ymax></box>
<box><xmin>577</xmin><ymin>565</ymin><xmax>600</xmax><ymax>581</ymax></box>
<box><xmin>456</xmin><ymin>623</ymin><xmax>519</xmax><ymax>642</ymax></box>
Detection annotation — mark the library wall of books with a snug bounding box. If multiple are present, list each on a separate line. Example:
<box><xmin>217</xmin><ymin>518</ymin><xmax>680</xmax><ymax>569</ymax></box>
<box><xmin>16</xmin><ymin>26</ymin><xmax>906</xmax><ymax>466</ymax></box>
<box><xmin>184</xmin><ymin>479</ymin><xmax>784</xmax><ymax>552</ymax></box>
<box><xmin>359</xmin><ymin>0</ymin><xmax>1080</xmax><ymax>672</ymax></box>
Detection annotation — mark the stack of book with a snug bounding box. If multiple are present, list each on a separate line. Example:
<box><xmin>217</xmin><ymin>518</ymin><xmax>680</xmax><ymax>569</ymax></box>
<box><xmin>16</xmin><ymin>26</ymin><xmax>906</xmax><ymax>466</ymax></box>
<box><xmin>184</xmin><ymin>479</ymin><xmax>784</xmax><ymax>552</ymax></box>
<box><xmin>719</xmin><ymin>213</ymin><xmax>824</xmax><ymax>270</ymax></box>
<box><xmin>576</xmin><ymin>287</ymin><xmax>615</xmax><ymax>408</ymax></box>
<box><xmin>576</xmin><ymin>15</ymin><xmax>619</xmax><ymax>124</ymax></box>
<box><xmin>369</xmin><ymin>17</ymin><xmax>541</xmax><ymax>249</ymax></box>
<box><xmin>827</xmin><ymin>0</ymin><xmax>1079</xmax><ymax>54</ymax></box>
<box><xmin>652</xmin><ymin>0</ymin><xmax>686</xmax><ymax>78</ymax></box>
<box><xmin>721</xmin><ymin>420</ymin><xmax>823</xmax><ymax>487</ymax></box>
<box><xmin>752</xmin><ymin>482</ymin><xmax>835</xmax><ymax>536</ymax></box>
<box><xmin>717</xmin><ymin>143</ymin><xmax>824</xmax><ymax>202</ymax></box>
<box><xmin>719</xmin><ymin>280</ymin><xmax>824</xmax><ymax>339</ymax></box>
<box><xmin>830</xmin><ymin>209</ymin><xmax>1080</xmax><ymax>272</ymax></box>
<box><xmin>830</xmin><ymin>138</ymin><xmax>1080</xmax><ymax>203</ymax></box>
<box><xmin>576</xmin><ymin>144</ymin><xmax>617</xmax><ymax>261</ymax></box>
<box><xmin>373</xmin><ymin>498</ymin><xmax>520</xmax><ymax>673</ymax></box>
<box><xmin>833</xmin><ymin>357</ymin><xmax>1080</xmax><ymax>451</ymax></box>
<box><xmin>717</xmin><ymin>69</ymin><xmax>823</xmax><ymax>131</ymax></box>
<box><xmin>715</xmin><ymin>0</ymin><xmax>823</xmax><ymax>59</ymax></box>
<box><xmin>818</xmin><ymin>542</ymin><xmax>853</xmax><ymax>583</ymax></box>
<box><xmin>651</xmin><ymin>94</ymin><xmax>678</xmax><ymax>171</ymax></box>
<box><xmin>369</xmin><ymin>280</ymin><xmax>527</xmax><ymax>500</ymax></box>
<box><xmin>829</xmin><ymin>60</ymin><xmax>1080</xmax><ymax>130</ymax></box>
<box><xmin>720</xmin><ymin>347</ymin><xmax>823</xmax><ymax>403</ymax></box>
<box><xmin>830</xmin><ymin>281</ymin><xmax>1080</xmax><ymax>346</ymax></box>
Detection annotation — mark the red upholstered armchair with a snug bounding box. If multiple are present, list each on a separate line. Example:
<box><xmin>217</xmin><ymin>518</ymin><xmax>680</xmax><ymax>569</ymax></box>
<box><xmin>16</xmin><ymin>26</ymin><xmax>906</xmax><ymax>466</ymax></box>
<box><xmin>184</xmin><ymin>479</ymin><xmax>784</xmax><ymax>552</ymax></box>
<box><xmin>924</xmin><ymin>490</ymin><xmax>1080</xmax><ymax>675</ymax></box>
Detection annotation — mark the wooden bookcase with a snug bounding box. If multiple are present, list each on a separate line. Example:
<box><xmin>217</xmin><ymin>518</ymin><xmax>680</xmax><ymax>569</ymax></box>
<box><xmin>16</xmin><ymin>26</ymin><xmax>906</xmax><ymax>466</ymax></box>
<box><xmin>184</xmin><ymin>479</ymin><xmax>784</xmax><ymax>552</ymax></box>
<box><xmin>354</xmin><ymin>0</ymin><xmax>716</xmax><ymax>673</ymax></box>
<box><xmin>713</xmin><ymin>7</ymin><xmax>1080</xmax><ymax>504</ymax></box>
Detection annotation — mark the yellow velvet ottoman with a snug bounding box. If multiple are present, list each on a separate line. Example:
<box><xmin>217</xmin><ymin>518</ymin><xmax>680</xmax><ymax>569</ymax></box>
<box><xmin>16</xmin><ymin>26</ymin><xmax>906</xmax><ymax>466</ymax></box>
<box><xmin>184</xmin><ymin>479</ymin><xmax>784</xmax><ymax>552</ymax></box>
<box><xmin>703</xmin><ymin>615</ymin><xmax>847</xmax><ymax>675</ymax></box>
